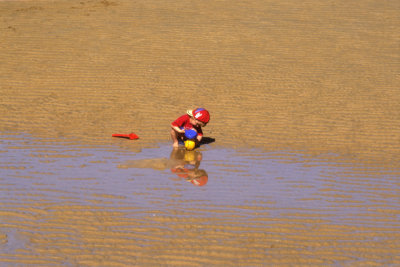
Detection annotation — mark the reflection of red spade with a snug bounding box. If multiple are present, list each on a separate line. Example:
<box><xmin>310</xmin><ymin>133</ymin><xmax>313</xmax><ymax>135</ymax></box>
<box><xmin>112</xmin><ymin>133</ymin><xmax>139</xmax><ymax>140</ymax></box>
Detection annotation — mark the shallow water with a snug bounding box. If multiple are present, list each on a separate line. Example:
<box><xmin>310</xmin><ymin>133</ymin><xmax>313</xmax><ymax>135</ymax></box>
<box><xmin>1</xmin><ymin>134</ymin><xmax>399</xmax><ymax>266</ymax></box>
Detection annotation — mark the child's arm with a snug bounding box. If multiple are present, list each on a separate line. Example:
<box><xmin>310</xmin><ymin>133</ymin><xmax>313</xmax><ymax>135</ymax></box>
<box><xmin>171</xmin><ymin>124</ymin><xmax>185</xmax><ymax>134</ymax></box>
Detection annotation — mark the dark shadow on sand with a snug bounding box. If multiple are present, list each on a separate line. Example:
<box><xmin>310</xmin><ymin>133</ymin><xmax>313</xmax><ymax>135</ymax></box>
<box><xmin>200</xmin><ymin>137</ymin><xmax>215</xmax><ymax>146</ymax></box>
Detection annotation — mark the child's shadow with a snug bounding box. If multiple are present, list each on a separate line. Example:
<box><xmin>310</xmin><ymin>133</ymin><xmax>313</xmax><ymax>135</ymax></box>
<box><xmin>199</xmin><ymin>137</ymin><xmax>215</xmax><ymax>146</ymax></box>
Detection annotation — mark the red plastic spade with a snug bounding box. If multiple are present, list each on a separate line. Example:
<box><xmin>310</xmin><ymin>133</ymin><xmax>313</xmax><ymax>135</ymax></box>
<box><xmin>112</xmin><ymin>133</ymin><xmax>139</xmax><ymax>140</ymax></box>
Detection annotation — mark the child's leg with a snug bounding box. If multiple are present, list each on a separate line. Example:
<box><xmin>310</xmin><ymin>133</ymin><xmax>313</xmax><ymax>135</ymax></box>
<box><xmin>170</xmin><ymin>129</ymin><xmax>183</xmax><ymax>147</ymax></box>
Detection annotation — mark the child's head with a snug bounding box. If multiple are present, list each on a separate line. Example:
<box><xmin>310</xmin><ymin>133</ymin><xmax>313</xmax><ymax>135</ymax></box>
<box><xmin>187</xmin><ymin>108</ymin><xmax>210</xmax><ymax>127</ymax></box>
<box><xmin>188</xmin><ymin>169</ymin><xmax>208</xmax><ymax>186</ymax></box>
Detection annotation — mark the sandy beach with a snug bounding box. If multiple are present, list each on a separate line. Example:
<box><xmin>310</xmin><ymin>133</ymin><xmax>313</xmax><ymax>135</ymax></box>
<box><xmin>1</xmin><ymin>0</ymin><xmax>399</xmax><ymax>165</ymax></box>
<box><xmin>1</xmin><ymin>0</ymin><xmax>399</xmax><ymax>266</ymax></box>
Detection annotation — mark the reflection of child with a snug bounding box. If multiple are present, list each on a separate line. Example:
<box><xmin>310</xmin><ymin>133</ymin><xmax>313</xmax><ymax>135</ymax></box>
<box><xmin>182</xmin><ymin>169</ymin><xmax>208</xmax><ymax>186</ymax></box>
<box><xmin>170</xmin><ymin>108</ymin><xmax>210</xmax><ymax>148</ymax></box>
<box><xmin>169</xmin><ymin>148</ymin><xmax>208</xmax><ymax>186</ymax></box>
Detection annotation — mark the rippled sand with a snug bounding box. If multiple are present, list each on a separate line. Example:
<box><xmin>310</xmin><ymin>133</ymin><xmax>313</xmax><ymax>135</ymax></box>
<box><xmin>1</xmin><ymin>0</ymin><xmax>399</xmax><ymax>165</ymax></box>
<box><xmin>1</xmin><ymin>0</ymin><xmax>400</xmax><ymax>266</ymax></box>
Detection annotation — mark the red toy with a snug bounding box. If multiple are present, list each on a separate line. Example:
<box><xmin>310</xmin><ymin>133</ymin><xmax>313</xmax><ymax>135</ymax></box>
<box><xmin>112</xmin><ymin>133</ymin><xmax>139</xmax><ymax>140</ymax></box>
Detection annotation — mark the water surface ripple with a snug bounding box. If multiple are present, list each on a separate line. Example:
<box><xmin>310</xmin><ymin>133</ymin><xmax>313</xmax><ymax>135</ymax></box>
<box><xmin>1</xmin><ymin>134</ymin><xmax>399</xmax><ymax>266</ymax></box>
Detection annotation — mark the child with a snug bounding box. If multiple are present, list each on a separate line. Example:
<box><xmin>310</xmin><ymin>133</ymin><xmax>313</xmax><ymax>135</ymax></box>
<box><xmin>170</xmin><ymin>108</ymin><xmax>210</xmax><ymax>148</ymax></box>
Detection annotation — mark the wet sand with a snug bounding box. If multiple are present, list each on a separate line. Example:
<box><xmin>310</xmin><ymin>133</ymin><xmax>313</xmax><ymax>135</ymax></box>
<box><xmin>1</xmin><ymin>0</ymin><xmax>400</xmax><ymax>266</ymax></box>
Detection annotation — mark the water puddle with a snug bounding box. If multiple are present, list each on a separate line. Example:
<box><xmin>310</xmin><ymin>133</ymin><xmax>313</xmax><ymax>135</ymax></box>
<box><xmin>0</xmin><ymin>134</ymin><xmax>399</xmax><ymax>266</ymax></box>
